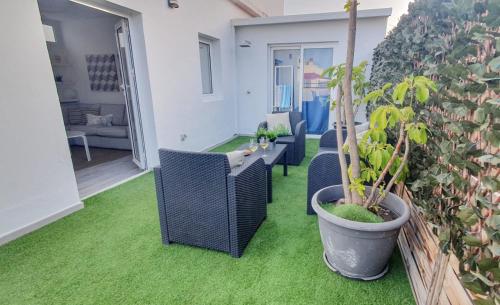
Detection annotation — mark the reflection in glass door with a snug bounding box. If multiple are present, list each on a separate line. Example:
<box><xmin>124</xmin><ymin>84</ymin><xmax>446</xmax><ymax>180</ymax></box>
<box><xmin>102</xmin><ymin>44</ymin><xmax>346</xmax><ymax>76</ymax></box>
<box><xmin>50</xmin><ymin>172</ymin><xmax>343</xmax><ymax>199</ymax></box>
<box><xmin>272</xmin><ymin>49</ymin><xmax>300</xmax><ymax>112</ymax></box>
<box><xmin>301</xmin><ymin>47</ymin><xmax>333</xmax><ymax>135</ymax></box>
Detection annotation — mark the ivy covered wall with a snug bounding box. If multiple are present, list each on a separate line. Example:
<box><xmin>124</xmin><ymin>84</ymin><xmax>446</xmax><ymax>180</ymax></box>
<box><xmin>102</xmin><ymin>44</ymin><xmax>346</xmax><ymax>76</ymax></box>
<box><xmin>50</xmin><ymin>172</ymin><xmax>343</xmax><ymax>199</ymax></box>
<box><xmin>369</xmin><ymin>0</ymin><xmax>499</xmax><ymax>303</ymax></box>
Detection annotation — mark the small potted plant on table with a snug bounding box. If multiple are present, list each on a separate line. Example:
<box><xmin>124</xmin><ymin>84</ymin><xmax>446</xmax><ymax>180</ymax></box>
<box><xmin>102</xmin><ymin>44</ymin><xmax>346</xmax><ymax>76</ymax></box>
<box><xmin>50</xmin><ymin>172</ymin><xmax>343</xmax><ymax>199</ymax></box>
<box><xmin>266</xmin><ymin>130</ymin><xmax>277</xmax><ymax>150</ymax></box>
<box><xmin>256</xmin><ymin>127</ymin><xmax>267</xmax><ymax>142</ymax></box>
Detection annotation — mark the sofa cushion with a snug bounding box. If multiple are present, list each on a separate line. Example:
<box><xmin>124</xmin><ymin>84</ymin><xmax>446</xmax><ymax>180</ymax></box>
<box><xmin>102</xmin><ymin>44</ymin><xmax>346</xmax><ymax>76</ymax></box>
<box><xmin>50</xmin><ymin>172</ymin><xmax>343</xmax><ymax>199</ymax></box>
<box><xmin>100</xmin><ymin>103</ymin><xmax>126</xmax><ymax>126</ymax></box>
<box><xmin>266</xmin><ymin>112</ymin><xmax>291</xmax><ymax>135</ymax></box>
<box><xmin>69</xmin><ymin>125</ymin><xmax>99</xmax><ymax>136</ymax></box>
<box><xmin>86</xmin><ymin>114</ymin><xmax>113</xmax><ymax>127</ymax></box>
<box><xmin>68</xmin><ymin>109</ymin><xmax>83</xmax><ymax>125</ymax></box>
<box><xmin>95</xmin><ymin>126</ymin><xmax>128</xmax><ymax>138</ymax></box>
<box><xmin>69</xmin><ymin>104</ymin><xmax>100</xmax><ymax>125</ymax></box>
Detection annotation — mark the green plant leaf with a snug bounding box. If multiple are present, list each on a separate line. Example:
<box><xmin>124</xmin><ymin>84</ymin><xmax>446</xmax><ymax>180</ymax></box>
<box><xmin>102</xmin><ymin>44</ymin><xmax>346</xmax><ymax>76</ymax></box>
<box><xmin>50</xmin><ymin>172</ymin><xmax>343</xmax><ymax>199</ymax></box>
<box><xmin>473</xmin><ymin>298</ymin><xmax>495</xmax><ymax>305</ymax></box>
<box><xmin>482</xmin><ymin>177</ymin><xmax>500</xmax><ymax>192</ymax></box>
<box><xmin>486</xmin><ymin>214</ymin><xmax>500</xmax><ymax>231</ymax></box>
<box><xmin>392</xmin><ymin>81</ymin><xmax>409</xmax><ymax>104</ymax></box>
<box><xmin>370</xmin><ymin>107</ymin><xmax>388</xmax><ymax>130</ymax></box>
<box><xmin>470</xmin><ymin>271</ymin><xmax>495</xmax><ymax>287</ymax></box>
<box><xmin>463</xmin><ymin>235</ymin><xmax>482</xmax><ymax>247</ymax></box>
<box><xmin>457</xmin><ymin>208</ymin><xmax>479</xmax><ymax>226</ymax></box>
<box><xmin>488</xmin><ymin>56</ymin><xmax>500</xmax><ymax>72</ymax></box>
<box><xmin>415</xmin><ymin>83</ymin><xmax>430</xmax><ymax>103</ymax></box>
<box><xmin>469</xmin><ymin>63</ymin><xmax>486</xmax><ymax>77</ymax></box>
<box><xmin>474</xmin><ymin>108</ymin><xmax>487</xmax><ymax>123</ymax></box>
<box><xmin>477</xmin><ymin>258</ymin><xmax>498</xmax><ymax>272</ymax></box>
<box><xmin>478</xmin><ymin>154</ymin><xmax>500</xmax><ymax>166</ymax></box>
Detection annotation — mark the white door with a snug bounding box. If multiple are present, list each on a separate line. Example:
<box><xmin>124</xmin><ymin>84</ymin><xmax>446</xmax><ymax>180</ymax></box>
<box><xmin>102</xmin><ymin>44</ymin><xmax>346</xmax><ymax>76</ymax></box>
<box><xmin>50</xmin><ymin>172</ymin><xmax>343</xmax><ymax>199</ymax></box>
<box><xmin>115</xmin><ymin>20</ymin><xmax>147</xmax><ymax>169</ymax></box>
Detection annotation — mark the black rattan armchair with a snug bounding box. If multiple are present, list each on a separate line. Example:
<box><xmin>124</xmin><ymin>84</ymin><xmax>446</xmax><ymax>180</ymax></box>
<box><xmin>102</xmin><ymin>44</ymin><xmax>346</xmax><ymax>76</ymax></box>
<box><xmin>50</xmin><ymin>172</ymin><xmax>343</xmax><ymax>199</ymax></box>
<box><xmin>154</xmin><ymin>149</ymin><xmax>267</xmax><ymax>257</ymax></box>
<box><xmin>258</xmin><ymin>111</ymin><xmax>305</xmax><ymax>165</ymax></box>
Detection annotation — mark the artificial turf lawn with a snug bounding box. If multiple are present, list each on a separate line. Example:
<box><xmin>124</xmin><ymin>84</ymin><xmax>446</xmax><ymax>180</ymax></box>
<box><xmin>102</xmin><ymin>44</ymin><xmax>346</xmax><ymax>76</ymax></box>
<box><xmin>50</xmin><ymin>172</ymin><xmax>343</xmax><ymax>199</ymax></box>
<box><xmin>321</xmin><ymin>203</ymin><xmax>384</xmax><ymax>223</ymax></box>
<box><xmin>0</xmin><ymin>138</ymin><xmax>415</xmax><ymax>305</ymax></box>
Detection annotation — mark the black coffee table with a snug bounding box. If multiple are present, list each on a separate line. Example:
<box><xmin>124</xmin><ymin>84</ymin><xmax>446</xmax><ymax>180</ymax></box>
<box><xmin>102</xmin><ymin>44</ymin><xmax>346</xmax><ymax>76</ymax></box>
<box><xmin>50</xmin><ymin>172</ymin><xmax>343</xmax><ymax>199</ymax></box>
<box><xmin>239</xmin><ymin>143</ymin><xmax>287</xmax><ymax>203</ymax></box>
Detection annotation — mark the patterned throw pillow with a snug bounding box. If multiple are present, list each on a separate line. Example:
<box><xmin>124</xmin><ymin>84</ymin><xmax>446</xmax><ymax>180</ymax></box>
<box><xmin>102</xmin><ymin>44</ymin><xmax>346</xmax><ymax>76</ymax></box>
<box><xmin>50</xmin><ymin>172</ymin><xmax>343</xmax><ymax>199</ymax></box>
<box><xmin>86</xmin><ymin>114</ymin><xmax>113</xmax><ymax>127</ymax></box>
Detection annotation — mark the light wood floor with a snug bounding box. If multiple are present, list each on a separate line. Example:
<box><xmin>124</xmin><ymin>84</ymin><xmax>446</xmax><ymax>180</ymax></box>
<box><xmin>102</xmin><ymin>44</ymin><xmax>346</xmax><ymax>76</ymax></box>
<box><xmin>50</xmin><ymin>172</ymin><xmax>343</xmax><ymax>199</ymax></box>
<box><xmin>71</xmin><ymin>146</ymin><xmax>132</xmax><ymax>171</ymax></box>
<box><xmin>75</xmin><ymin>155</ymin><xmax>144</xmax><ymax>199</ymax></box>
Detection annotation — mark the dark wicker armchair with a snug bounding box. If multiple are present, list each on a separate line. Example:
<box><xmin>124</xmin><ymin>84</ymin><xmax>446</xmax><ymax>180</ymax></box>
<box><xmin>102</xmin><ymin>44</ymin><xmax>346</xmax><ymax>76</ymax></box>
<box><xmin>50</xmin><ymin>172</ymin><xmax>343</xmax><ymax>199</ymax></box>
<box><xmin>318</xmin><ymin>128</ymin><xmax>347</xmax><ymax>152</ymax></box>
<box><xmin>154</xmin><ymin>149</ymin><xmax>267</xmax><ymax>257</ymax></box>
<box><xmin>307</xmin><ymin>129</ymin><xmax>351</xmax><ymax>215</ymax></box>
<box><xmin>258</xmin><ymin>111</ymin><xmax>306</xmax><ymax>165</ymax></box>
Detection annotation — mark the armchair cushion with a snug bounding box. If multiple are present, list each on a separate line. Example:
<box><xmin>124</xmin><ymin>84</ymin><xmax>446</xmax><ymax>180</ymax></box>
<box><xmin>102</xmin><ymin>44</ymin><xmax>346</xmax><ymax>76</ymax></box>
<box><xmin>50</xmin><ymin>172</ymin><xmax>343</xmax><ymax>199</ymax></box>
<box><xmin>276</xmin><ymin>136</ymin><xmax>295</xmax><ymax>144</ymax></box>
<box><xmin>266</xmin><ymin>112</ymin><xmax>291</xmax><ymax>135</ymax></box>
<box><xmin>226</xmin><ymin>150</ymin><xmax>245</xmax><ymax>169</ymax></box>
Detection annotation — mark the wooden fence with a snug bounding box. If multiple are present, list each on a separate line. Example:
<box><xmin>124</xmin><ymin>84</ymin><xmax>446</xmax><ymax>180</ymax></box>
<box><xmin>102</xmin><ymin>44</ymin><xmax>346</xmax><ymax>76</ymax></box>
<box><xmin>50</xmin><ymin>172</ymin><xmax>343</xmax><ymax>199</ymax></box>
<box><xmin>396</xmin><ymin>185</ymin><xmax>475</xmax><ymax>305</ymax></box>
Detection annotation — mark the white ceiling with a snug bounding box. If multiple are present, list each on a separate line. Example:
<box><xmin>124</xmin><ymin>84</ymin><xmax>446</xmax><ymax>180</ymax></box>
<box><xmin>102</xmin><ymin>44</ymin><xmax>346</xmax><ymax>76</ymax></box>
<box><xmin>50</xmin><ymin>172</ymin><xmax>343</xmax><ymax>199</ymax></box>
<box><xmin>38</xmin><ymin>0</ymin><xmax>115</xmax><ymax>19</ymax></box>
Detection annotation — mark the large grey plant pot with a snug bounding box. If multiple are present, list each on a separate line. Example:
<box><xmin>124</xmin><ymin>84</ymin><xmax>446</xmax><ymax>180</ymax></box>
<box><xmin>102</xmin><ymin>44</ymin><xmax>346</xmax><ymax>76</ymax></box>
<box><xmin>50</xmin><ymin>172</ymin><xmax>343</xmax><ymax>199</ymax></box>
<box><xmin>311</xmin><ymin>185</ymin><xmax>410</xmax><ymax>280</ymax></box>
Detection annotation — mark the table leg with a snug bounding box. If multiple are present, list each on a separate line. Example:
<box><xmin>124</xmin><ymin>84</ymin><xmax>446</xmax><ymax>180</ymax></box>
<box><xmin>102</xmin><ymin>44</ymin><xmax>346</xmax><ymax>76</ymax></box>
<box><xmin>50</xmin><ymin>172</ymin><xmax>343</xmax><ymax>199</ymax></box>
<box><xmin>283</xmin><ymin>151</ymin><xmax>288</xmax><ymax>176</ymax></box>
<box><xmin>267</xmin><ymin>168</ymin><xmax>272</xmax><ymax>203</ymax></box>
<box><xmin>82</xmin><ymin>135</ymin><xmax>91</xmax><ymax>161</ymax></box>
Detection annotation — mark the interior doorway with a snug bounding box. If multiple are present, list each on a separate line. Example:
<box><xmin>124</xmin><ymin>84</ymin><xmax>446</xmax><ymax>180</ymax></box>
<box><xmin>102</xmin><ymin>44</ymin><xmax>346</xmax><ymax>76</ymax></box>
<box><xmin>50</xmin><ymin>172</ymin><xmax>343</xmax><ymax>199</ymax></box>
<box><xmin>38</xmin><ymin>0</ymin><xmax>147</xmax><ymax>198</ymax></box>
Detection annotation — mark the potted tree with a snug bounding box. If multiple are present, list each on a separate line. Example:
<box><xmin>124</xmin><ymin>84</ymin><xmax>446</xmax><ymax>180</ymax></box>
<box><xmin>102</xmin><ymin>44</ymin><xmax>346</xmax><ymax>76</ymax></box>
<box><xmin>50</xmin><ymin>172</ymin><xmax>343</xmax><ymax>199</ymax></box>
<box><xmin>312</xmin><ymin>0</ymin><xmax>437</xmax><ymax>280</ymax></box>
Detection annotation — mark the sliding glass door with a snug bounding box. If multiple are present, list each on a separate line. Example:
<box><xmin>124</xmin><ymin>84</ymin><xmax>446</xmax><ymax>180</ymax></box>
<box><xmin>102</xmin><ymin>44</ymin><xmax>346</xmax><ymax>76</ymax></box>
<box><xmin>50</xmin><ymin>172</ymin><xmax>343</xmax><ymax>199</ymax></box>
<box><xmin>271</xmin><ymin>45</ymin><xmax>334</xmax><ymax>135</ymax></box>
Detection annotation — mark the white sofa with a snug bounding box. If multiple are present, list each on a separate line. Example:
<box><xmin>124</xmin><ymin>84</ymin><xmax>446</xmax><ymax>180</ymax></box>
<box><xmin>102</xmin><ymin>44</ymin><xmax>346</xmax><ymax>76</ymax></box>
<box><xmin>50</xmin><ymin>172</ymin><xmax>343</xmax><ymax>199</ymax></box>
<box><xmin>61</xmin><ymin>103</ymin><xmax>131</xmax><ymax>150</ymax></box>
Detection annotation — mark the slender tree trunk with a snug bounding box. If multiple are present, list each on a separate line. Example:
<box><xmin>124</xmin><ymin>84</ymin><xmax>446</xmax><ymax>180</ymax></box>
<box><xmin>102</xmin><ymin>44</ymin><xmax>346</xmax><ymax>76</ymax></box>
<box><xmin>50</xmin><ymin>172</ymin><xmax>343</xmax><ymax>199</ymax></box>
<box><xmin>365</xmin><ymin>124</ymin><xmax>406</xmax><ymax>207</ymax></box>
<box><xmin>335</xmin><ymin>86</ymin><xmax>352</xmax><ymax>203</ymax></box>
<box><xmin>375</xmin><ymin>134</ymin><xmax>410</xmax><ymax>205</ymax></box>
<box><xmin>343</xmin><ymin>0</ymin><xmax>362</xmax><ymax>204</ymax></box>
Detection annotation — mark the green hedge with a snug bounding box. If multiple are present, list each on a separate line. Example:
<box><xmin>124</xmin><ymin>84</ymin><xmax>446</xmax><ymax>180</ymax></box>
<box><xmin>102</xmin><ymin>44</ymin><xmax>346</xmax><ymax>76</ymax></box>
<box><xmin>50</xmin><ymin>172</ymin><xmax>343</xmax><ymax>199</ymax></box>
<box><xmin>369</xmin><ymin>0</ymin><xmax>500</xmax><ymax>303</ymax></box>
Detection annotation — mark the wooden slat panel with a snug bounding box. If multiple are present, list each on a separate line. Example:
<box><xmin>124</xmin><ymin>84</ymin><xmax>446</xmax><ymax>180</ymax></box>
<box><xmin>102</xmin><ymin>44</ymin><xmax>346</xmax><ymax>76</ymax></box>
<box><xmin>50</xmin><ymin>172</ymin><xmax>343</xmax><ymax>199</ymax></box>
<box><xmin>396</xmin><ymin>185</ymin><xmax>474</xmax><ymax>305</ymax></box>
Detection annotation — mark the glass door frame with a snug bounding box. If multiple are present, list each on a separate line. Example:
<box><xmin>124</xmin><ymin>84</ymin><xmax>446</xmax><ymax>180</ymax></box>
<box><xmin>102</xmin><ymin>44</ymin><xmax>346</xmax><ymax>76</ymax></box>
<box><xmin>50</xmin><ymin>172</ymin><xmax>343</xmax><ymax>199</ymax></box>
<box><xmin>115</xmin><ymin>19</ymin><xmax>147</xmax><ymax>169</ymax></box>
<box><xmin>269</xmin><ymin>45</ymin><xmax>301</xmax><ymax>113</ymax></box>
<box><xmin>269</xmin><ymin>43</ymin><xmax>336</xmax><ymax>131</ymax></box>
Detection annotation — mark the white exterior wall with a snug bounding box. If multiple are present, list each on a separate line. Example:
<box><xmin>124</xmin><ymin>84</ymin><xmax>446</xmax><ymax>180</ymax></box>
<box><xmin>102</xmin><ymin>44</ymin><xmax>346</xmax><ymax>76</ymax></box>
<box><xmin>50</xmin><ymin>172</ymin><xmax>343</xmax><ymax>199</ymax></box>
<box><xmin>234</xmin><ymin>14</ymin><xmax>388</xmax><ymax>134</ymax></box>
<box><xmin>284</xmin><ymin>0</ymin><xmax>410</xmax><ymax>30</ymax></box>
<box><xmin>106</xmin><ymin>0</ymin><xmax>250</xmax><ymax>152</ymax></box>
<box><xmin>0</xmin><ymin>1</ymin><xmax>82</xmax><ymax>245</ymax></box>
<box><xmin>0</xmin><ymin>0</ymin><xmax>252</xmax><ymax>244</ymax></box>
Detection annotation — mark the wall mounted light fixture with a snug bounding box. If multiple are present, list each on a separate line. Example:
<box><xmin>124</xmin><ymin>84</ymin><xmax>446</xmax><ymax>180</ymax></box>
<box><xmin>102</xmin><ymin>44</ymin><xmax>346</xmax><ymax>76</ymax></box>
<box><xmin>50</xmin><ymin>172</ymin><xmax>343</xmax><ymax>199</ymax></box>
<box><xmin>168</xmin><ymin>0</ymin><xmax>179</xmax><ymax>8</ymax></box>
<box><xmin>239</xmin><ymin>40</ymin><xmax>252</xmax><ymax>48</ymax></box>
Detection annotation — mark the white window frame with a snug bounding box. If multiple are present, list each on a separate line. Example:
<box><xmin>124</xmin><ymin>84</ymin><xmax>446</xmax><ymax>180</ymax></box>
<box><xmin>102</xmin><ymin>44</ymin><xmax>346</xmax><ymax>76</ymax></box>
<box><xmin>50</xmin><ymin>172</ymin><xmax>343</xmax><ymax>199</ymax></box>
<box><xmin>198</xmin><ymin>34</ymin><xmax>222</xmax><ymax>102</ymax></box>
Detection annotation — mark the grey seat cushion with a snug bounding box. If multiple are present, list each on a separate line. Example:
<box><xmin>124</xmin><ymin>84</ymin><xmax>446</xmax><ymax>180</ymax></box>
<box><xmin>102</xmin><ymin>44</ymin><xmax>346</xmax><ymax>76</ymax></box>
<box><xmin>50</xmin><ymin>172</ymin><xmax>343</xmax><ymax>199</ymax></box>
<box><xmin>69</xmin><ymin>125</ymin><xmax>100</xmax><ymax>136</ymax></box>
<box><xmin>276</xmin><ymin>136</ymin><xmax>295</xmax><ymax>144</ymax></box>
<box><xmin>100</xmin><ymin>104</ymin><xmax>126</xmax><ymax>126</ymax></box>
<box><xmin>95</xmin><ymin>126</ymin><xmax>128</xmax><ymax>138</ymax></box>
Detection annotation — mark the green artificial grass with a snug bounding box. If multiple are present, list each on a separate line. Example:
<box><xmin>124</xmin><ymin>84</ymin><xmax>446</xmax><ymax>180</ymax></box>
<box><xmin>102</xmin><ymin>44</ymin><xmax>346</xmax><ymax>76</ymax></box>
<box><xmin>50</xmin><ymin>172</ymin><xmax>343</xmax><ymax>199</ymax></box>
<box><xmin>0</xmin><ymin>138</ymin><xmax>415</xmax><ymax>305</ymax></box>
<box><xmin>321</xmin><ymin>204</ymin><xmax>384</xmax><ymax>223</ymax></box>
